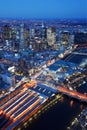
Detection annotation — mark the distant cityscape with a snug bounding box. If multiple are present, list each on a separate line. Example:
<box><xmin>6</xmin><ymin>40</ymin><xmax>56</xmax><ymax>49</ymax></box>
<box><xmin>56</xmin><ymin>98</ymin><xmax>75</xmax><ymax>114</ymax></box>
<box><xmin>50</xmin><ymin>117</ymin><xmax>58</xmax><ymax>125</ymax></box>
<box><xmin>0</xmin><ymin>19</ymin><xmax>87</xmax><ymax>130</ymax></box>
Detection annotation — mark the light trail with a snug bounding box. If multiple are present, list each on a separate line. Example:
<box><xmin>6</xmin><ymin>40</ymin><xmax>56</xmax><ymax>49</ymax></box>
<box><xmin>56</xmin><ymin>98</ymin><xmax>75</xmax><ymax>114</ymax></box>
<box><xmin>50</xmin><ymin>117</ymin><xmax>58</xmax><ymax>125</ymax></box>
<box><xmin>58</xmin><ymin>87</ymin><xmax>87</xmax><ymax>102</ymax></box>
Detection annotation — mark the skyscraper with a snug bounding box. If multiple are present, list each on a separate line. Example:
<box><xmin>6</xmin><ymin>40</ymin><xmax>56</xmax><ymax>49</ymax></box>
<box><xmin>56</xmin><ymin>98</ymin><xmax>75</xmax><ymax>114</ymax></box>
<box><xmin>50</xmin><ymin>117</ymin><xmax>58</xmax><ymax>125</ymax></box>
<box><xmin>61</xmin><ymin>31</ymin><xmax>70</xmax><ymax>45</ymax></box>
<box><xmin>74</xmin><ymin>32</ymin><xmax>87</xmax><ymax>45</ymax></box>
<box><xmin>41</xmin><ymin>22</ymin><xmax>47</xmax><ymax>39</ymax></box>
<box><xmin>47</xmin><ymin>27</ymin><xmax>56</xmax><ymax>46</ymax></box>
<box><xmin>19</xmin><ymin>24</ymin><xmax>25</xmax><ymax>49</ymax></box>
<box><xmin>29</xmin><ymin>28</ymin><xmax>35</xmax><ymax>39</ymax></box>
<box><xmin>3</xmin><ymin>25</ymin><xmax>11</xmax><ymax>40</ymax></box>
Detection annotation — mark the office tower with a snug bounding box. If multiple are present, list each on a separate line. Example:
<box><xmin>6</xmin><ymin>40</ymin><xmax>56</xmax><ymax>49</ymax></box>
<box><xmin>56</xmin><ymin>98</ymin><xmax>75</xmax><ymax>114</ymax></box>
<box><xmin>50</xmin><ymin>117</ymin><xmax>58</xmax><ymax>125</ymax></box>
<box><xmin>47</xmin><ymin>27</ymin><xmax>56</xmax><ymax>46</ymax></box>
<box><xmin>19</xmin><ymin>24</ymin><xmax>25</xmax><ymax>49</ymax></box>
<box><xmin>41</xmin><ymin>22</ymin><xmax>47</xmax><ymax>39</ymax></box>
<box><xmin>24</xmin><ymin>28</ymin><xmax>29</xmax><ymax>40</ymax></box>
<box><xmin>0</xmin><ymin>29</ymin><xmax>3</xmax><ymax>39</ymax></box>
<box><xmin>29</xmin><ymin>28</ymin><xmax>35</xmax><ymax>50</ymax></box>
<box><xmin>11</xmin><ymin>26</ymin><xmax>17</xmax><ymax>40</ymax></box>
<box><xmin>3</xmin><ymin>25</ymin><xmax>11</xmax><ymax>40</ymax></box>
<box><xmin>74</xmin><ymin>32</ymin><xmax>87</xmax><ymax>45</ymax></box>
<box><xmin>0</xmin><ymin>29</ymin><xmax>3</xmax><ymax>46</ymax></box>
<box><xmin>10</xmin><ymin>26</ymin><xmax>16</xmax><ymax>49</ymax></box>
<box><xmin>29</xmin><ymin>28</ymin><xmax>35</xmax><ymax>39</ymax></box>
<box><xmin>61</xmin><ymin>31</ymin><xmax>70</xmax><ymax>45</ymax></box>
<box><xmin>23</xmin><ymin>27</ymin><xmax>29</xmax><ymax>48</ymax></box>
<box><xmin>16</xmin><ymin>31</ymin><xmax>20</xmax><ymax>40</ymax></box>
<box><xmin>69</xmin><ymin>34</ymin><xmax>74</xmax><ymax>45</ymax></box>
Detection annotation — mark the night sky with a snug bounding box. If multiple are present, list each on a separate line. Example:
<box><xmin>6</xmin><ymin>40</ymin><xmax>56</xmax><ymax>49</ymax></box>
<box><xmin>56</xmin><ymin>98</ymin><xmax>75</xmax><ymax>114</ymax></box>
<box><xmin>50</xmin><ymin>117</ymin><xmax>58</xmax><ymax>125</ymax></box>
<box><xmin>0</xmin><ymin>0</ymin><xmax>86</xmax><ymax>19</ymax></box>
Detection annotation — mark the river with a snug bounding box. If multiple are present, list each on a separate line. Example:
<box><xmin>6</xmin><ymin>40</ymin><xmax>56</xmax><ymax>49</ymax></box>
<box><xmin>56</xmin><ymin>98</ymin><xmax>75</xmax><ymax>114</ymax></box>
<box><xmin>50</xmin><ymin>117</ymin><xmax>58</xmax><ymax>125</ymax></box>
<box><xmin>27</xmin><ymin>52</ymin><xmax>87</xmax><ymax>130</ymax></box>
<box><xmin>26</xmin><ymin>94</ymin><xmax>86</xmax><ymax>130</ymax></box>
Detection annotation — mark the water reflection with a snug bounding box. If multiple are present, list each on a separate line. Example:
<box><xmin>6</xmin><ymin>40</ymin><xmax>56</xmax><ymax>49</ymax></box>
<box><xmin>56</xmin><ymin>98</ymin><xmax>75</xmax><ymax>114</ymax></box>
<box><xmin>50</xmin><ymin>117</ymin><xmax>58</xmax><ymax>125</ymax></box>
<box><xmin>80</xmin><ymin>104</ymin><xmax>84</xmax><ymax>110</ymax></box>
<box><xmin>69</xmin><ymin>100</ymin><xmax>74</xmax><ymax>107</ymax></box>
<box><xmin>60</xmin><ymin>96</ymin><xmax>64</xmax><ymax>102</ymax></box>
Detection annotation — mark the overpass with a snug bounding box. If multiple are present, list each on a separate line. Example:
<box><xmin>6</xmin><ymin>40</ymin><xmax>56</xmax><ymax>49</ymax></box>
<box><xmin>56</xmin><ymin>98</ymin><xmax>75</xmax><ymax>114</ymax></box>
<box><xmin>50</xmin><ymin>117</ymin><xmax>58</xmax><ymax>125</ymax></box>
<box><xmin>58</xmin><ymin>87</ymin><xmax>87</xmax><ymax>102</ymax></box>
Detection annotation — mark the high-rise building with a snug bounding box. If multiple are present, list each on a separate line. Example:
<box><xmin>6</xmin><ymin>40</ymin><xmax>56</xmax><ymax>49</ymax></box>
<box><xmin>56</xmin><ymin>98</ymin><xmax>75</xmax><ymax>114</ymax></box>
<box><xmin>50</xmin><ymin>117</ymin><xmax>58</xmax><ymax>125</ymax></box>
<box><xmin>61</xmin><ymin>31</ymin><xmax>70</xmax><ymax>45</ymax></box>
<box><xmin>74</xmin><ymin>32</ymin><xmax>87</xmax><ymax>45</ymax></box>
<box><xmin>41</xmin><ymin>22</ymin><xmax>47</xmax><ymax>39</ymax></box>
<box><xmin>29</xmin><ymin>28</ymin><xmax>35</xmax><ymax>39</ymax></box>
<box><xmin>69</xmin><ymin>34</ymin><xmax>74</xmax><ymax>45</ymax></box>
<box><xmin>24</xmin><ymin>28</ymin><xmax>29</xmax><ymax>40</ymax></box>
<box><xmin>0</xmin><ymin>29</ymin><xmax>3</xmax><ymax>46</ymax></box>
<box><xmin>0</xmin><ymin>30</ymin><xmax>3</xmax><ymax>39</ymax></box>
<box><xmin>3</xmin><ymin>25</ymin><xmax>11</xmax><ymax>40</ymax></box>
<box><xmin>11</xmin><ymin>26</ymin><xmax>17</xmax><ymax>40</ymax></box>
<box><xmin>19</xmin><ymin>24</ymin><xmax>25</xmax><ymax>49</ymax></box>
<box><xmin>47</xmin><ymin>27</ymin><xmax>56</xmax><ymax>46</ymax></box>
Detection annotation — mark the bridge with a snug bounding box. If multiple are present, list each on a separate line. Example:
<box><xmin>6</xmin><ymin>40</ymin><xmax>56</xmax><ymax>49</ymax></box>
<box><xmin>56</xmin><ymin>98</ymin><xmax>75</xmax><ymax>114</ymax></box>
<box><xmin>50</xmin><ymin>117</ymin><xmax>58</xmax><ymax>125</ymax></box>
<box><xmin>71</xmin><ymin>52</ymin><xmax>87</xmax><ymax>56</ymax></box>
<box><xmin>77</xmin><ymin>44</ymin><xmax>87</xmax><ymax>49</ymax></box>
<box><xmin>58</xmin><ymin>87</ymin><xmax>87</xmax><ymax>102</ymax></box>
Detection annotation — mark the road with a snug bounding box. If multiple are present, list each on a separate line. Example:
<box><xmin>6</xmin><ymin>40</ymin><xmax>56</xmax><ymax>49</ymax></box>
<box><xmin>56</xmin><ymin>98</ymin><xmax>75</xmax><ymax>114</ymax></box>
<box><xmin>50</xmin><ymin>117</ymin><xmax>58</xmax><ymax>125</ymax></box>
<box><xmin>58</xmin><ymin>87</ymin><xmax>87</xmax><ymax>102</ymax></box>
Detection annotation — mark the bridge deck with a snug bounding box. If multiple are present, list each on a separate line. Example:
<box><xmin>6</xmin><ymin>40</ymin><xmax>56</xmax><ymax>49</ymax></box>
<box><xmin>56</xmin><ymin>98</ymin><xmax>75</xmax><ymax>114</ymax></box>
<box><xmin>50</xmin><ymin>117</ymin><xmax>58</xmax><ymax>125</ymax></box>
<box><xmin>58</xmin><ymin>87</ymin><xmax>87</xmax><ymax>102</ymax></box>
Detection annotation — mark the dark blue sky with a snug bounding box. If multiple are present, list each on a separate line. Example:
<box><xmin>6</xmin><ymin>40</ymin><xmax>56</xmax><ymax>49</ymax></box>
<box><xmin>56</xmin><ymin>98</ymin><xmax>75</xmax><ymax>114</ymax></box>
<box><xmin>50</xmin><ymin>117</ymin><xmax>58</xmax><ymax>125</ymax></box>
<box><xmin>0</xmin><ymin>0</ymin><xmax>87</xmax><ymax>19</ymax></box>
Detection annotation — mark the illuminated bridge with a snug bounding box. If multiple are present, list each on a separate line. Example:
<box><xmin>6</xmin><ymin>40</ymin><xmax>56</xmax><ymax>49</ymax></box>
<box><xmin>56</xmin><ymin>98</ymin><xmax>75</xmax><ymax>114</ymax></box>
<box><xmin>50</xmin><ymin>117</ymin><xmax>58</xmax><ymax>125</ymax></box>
<box><xmin>77</xmin><ymin>44</ymin><xmax>87</xmax><ymax>49</ymax></box>
<box><xmin>58</xmin><ymin>87</ymin><xmax>87</xmax><ymax>102</ymax></box>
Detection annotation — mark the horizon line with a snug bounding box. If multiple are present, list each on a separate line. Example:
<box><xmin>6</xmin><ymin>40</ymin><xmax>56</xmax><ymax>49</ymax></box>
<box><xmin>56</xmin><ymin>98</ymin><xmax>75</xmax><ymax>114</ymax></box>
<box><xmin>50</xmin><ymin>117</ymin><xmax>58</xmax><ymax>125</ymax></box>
<box><xmin>0</xmin><ymin>17</ymin><xmax>87</xmax><ymax>20</ymax></box>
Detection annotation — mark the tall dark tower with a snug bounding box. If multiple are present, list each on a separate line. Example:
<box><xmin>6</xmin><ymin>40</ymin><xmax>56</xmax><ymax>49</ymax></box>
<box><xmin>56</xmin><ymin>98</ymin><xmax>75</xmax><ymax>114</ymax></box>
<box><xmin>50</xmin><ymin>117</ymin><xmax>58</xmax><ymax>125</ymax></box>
<box><xmin>61</xmin><ymin>31</ymin><xmax>70</xmax><ymax>45</ymax></box>
<box><xmin>74</xmin><ymin>32</ymin><xmax>87</xmax><ymax>45</ymax></box>
<box><xmin>19</xmin><ymin>24</ymin><xmax>25</xmax><ymax>49</ymax></box>
<box><xmin>41</xmin><ymin>22</ymin><xmax>47</xmax><ymax>39</ymax></box>
<box><xmin>3</xmin><ymin>25</ymin><xmax>11</xmax><ymax>40</ymax></box>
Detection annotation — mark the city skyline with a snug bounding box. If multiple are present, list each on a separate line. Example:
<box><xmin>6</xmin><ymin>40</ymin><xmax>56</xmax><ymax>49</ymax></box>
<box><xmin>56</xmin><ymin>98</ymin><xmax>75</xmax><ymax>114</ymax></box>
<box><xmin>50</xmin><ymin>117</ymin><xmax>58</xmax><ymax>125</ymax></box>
<box><xmin>0</xmin><ymin>0</ymin><xmax>87</xmax><ymax>19</ymax></box>
<box><xmin>0</xmin><ymin>9</ymin><xmax>87</xmax><ymax>130</ymax></box>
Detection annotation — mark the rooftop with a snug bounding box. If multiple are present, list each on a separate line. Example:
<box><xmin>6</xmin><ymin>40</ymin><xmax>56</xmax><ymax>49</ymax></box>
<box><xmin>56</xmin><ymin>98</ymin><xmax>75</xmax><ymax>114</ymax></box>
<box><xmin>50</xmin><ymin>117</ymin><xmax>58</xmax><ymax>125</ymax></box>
<box><xmin>48</xmin><ymin>60</ymin><xmax>78</xmax><ymax>71</ymax></box>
